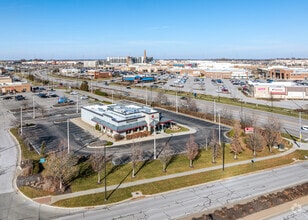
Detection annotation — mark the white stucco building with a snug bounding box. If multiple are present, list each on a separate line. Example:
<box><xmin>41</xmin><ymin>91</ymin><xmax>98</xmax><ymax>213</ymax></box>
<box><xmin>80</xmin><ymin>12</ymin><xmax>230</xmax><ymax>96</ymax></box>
<box><xmin>81</xmin><ymin>103</ymin><xmax>173</xmax><ymax>137</ymax></box>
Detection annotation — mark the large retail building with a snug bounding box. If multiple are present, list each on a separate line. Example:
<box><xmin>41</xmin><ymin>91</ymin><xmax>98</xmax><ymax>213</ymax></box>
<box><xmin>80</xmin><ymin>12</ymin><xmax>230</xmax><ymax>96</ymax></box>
<box><xmin>81</xmin><ymin>103</ymin><xmax>173</xmax><ymax>137</ymax></box>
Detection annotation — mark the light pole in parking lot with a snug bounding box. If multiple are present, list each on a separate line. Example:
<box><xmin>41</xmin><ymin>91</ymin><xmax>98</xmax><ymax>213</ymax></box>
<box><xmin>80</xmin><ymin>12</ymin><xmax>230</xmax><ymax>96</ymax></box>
<box><xmin>32</xmin><ymin>95</ymin><xmax>35</xmax><ymax>119</ymax></box>
<box><xmin>67</xmin><ymin>119</ymin><xmax>70</xmax><ymax>154</ymax></box>
<box><xmin>152</xmin><ymin>115</ymin><xmax>157</xmax><ymax>159</ymax></box>
<box><xmin>76</xmin><ymin>94</ymin><xmax>79</xmax><ymax>113</ymax></box>
<box><xmin>299</xmin><ymin>112</ymin><xmax>302</xmax><ymax>147</ymax></box>
<box><xmin>20</xmin><ymin>106</ymin><xmax>23</xmax><ymax>135</ymax></box>
<box><xmin>176</xmin><ymin>91</ymin><xmax>178</xmax><ymax>113</ymax></box>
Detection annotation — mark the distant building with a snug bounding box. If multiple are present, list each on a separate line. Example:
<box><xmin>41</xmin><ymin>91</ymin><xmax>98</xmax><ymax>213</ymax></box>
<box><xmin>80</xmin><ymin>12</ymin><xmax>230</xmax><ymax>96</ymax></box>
<box><xmin>81</xmin><ymin>103</ymin><xmax>173</xmax><ymax>138</ymax></box>
<box><xmin>0</xmin><ymin>76</ymin><xmax>31</xmax><ymax>93</ymax></box>
<box><xmin>83</xmin><ymin>60</ymin><xmax>98</xmax><ymax>68</ymax></box>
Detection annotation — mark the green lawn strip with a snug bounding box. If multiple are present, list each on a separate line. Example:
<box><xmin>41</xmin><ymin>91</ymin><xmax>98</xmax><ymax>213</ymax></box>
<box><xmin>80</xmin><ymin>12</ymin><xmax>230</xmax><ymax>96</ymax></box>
<box><xmin>69</xmin><ymin>146</ymin><xmax>280</xmax><ymax>192</ymax></box>
<box><xmin>53</xmin><ymin>150</ymin><xmax>307</xmax><ymax>207</ymax></box>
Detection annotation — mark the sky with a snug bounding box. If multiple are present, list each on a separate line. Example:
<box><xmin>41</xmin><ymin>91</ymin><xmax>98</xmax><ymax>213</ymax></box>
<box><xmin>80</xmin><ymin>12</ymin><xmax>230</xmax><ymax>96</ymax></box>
<box><xmin>1</xmin><ymin>0</ymin><xmax>308</xmax><ymax>60</ymax></box>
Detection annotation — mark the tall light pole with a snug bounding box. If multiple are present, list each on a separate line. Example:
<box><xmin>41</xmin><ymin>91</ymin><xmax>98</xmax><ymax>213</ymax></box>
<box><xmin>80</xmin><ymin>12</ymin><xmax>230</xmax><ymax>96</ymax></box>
<box><xmin>32</xmin><ymin>95</ymin><xmax>35</xmax><ymax>119</ymax></box>
<box><xmin>104</xmin><ymin>145</ymin><xmax>107</xmax><ymax>201</ymax></box>
<box><xmin>67</xmin><ymin>119</ymin><xmax>70</xmax><ymax>154</ymax></box>
<box><xmin>146</xmin><ymin>87</ymin><xmax>148</xmax><ymax>106</ymax></box>
<box><xmin>218</xmin><ymin>113</ymin><xmax>221</xmax><ymax>145</ymax></box>
<box><xmin>299</xmin><ymin>112</ymin><xmax>302</xmax><ymax>147</ymax></box>
<box><xmin>20</xmin><ymin>106</ymin><xmax>23</xmax><ymax>135</ymax></box>
<box><xmin>112</xmin><ymin>90</ymin><xmax>114</xmax><ymax>104</ymax></box>
<box><xmin>213</xmin><ymin>100</ymin><xmax>216</xmax><ymax>123</ymax></box>
<box><xmin>76</xmin><ymin>94</ymin><xmax>79</xmax><ymax>113</ymax></box>
<box><xmin>152</xmin><ymin>115</ymin><xmax>157</xmax><ymax>159</ymax></box>
<box><xmin>176</xmin><ymin>91</ymin><xmax>178</xmax><ymax>113</ymax></box>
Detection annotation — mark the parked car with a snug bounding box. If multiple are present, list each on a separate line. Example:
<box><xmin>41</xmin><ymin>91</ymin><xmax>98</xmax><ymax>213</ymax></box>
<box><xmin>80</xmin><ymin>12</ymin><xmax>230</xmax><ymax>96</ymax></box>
<box><xmin>80</xmin><ymin>95</ymin><xmax>88</xmax><ymax>100</ymax></box>
<box><xmin>70</xmin><ymin>91</ymin><xmax>78</xmax><ymax>95</ymax></box>
<box><xmin>15</xmin><ymin>95</ymin><xmax>25</xmax><ymax>101</ymax></box>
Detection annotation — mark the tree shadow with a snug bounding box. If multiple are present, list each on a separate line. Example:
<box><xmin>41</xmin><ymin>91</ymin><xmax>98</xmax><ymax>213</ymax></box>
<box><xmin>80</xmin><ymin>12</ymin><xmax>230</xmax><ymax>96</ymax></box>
<box><xmin>105</xmin><ymin>168</ymin><xmax>132</xmax><ymax>200</ymax></box>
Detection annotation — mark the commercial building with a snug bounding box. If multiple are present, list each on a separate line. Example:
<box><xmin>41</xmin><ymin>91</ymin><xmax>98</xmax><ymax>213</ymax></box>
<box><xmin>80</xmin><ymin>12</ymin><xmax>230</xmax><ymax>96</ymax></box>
<box><xmin>81</xmin><ymin>103</ymin><xmax>173</xmax><ymax>138</ymax></box>
<box><xmin>248</xmin><ymin>81</ymin><xmax>308</xmax><ymax>100</ymax></box>
<box><xmin>0</xmin><ymin>76</ymin><xmax>31</xmax><ymax>94</ymax></box>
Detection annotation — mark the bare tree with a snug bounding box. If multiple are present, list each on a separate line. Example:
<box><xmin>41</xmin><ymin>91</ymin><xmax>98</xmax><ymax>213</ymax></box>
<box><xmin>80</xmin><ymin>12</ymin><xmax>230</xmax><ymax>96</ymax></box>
<box><xmin>246</xmin><ymin>128</ymin><xmax>264</xmax><ymax>156</ymax></box>
<box><xmin>186</xmin><ymin>97</ymin><xmax>198</xmax><ymax>112</ymax></box>
<box><xmin>230</xmin><ymin>122</ymin><xmax>244</xmax><ymax>159</ymax></box>
<box><xmin>90</xmin><ymin>150</ymin><xmax>104</xmax><ymax>184</ymax></box>
<box><xmin>240</xmin><ymin>113</ymin><xmax>254</xmax><ymax>129</ymax></box>
<box><xmin>220</xmin><ymin>107</ymin><xmax>234</xmax><ymax>124</ymax></box>
<box><xmin>159</xmin><ymin>143</ymin><xmax>173</xmax><ymax>172</ymax></box>
<box><xmin>43</xmin><ymin>146</ymin><xmax>79</xmax><ymax>192</ymax></box>
<box><xmin>263</xmin><ymin>116</ymin><xmax>282</xmax><ymax>152</ymax></box>
<box><xmin>131</xmin><ymin>141</ymin><xmax>142</xmax><ymax>178</ymax></box>
<box><xmin>186</xmin><ymin>135</ymin><xmax>199</xmax><ymax>168</ymax></box>
<box><xmin>155</xmin><ymin>91</ymin><xmax>169</xmax><ymax>105</ymax></box>
<box><xmin>209</xmin><ymin>130</ymin><xmax>221</xmax><ymax>163</ymax></box>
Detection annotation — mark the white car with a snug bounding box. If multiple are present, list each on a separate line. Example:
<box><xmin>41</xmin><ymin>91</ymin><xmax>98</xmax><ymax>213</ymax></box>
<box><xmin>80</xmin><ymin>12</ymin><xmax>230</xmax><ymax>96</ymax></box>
<box><xmin>70</xmin><ymin>91</ymin><xmax>78</xmax><ymax>95</ymax></box>
<box><xmin>80</xmin><ymin>95</ymin><xmax>88</xmax><ymax>100</ymax></box>
<box><xmin>301</xmin><ymin>126</ymin><xmax>308</xmax><ymax>131</ymax></box>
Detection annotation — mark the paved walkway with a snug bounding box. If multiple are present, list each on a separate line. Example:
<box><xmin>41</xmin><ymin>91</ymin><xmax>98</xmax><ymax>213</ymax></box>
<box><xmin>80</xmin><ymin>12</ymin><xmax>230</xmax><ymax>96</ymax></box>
<box><xmin>32</xmin><ymin>140</ymin><xmax>308</xmax><ymax>205</ymax></box>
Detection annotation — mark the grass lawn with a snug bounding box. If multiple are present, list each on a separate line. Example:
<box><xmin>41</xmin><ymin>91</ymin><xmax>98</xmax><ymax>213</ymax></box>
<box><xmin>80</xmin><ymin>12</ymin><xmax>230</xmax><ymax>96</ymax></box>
<box><xmin>53</xmin><ymin>150</ymin><xmax>308</xmax><ymax>207</ymax></box>
<box><xmin>67</xmin><ymin>144</ymin><xmax>289</xmax><ymax>193</ymax></box>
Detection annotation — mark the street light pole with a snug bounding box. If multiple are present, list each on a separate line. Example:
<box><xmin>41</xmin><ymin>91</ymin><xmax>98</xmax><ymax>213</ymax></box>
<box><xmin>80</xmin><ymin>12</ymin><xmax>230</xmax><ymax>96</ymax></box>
<box><xmin>104</xmin><ymin>145</ymin><xmax>107</xmax><ymax>201</ymax></box>
<box><xmin>76</xmin><ymin>94</ymin><xmax>79</xmax><ymax>113</ymax></box>
<box><xmin>67</xmin><ymin>119</ymin><xmax>70</xmax><ymax>154</ymax></box>
<box><xmin>176</xmin><ymin>92</ymin><xmax>178</xmax><ymax>113</ymax></box>
<box><xmin>32</xmin><ymin>95</ymin><xmax>35</xmax><ymax>119</ymax></box>
<box><xmin>299</xmin><ymin>112</ymin><xmax>302</xmax><ymax>147</ymax></box>
<box><xmin>152</xmin><ymin>115</ymin><xmax>157</xmax><ymax>159</ymax></box>
<box><xmin>213</xmin><ymin>100</ymin><xmax>216</xmax><ymax>123</ymax></box>
<box><xmin>146</xmin><ymin>87</ymin><xmax>148</xmax><ymax>106</ymax></box>
<box><xmin>218</xmin><ymin>113</ymin><xmax>221</xmax><ymax>145</ymax></box>
<box><xmin>20</xmin><ymin>106</ymin><xmax>23</xmax><ymax>135</ymax></box>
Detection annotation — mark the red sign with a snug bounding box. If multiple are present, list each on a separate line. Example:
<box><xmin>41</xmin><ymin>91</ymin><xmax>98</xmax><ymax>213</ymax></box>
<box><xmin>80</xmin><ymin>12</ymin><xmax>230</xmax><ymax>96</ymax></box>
<box><xmin>245</xmin><ymin>127</ymin><xmax>254</xmax><ymax>134</ymax></box>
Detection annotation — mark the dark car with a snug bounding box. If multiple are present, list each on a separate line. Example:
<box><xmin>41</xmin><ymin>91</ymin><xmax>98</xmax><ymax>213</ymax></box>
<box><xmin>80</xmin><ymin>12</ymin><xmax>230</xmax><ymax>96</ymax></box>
<box><xmin>15</xmin><ymin>95</ymin><xmax>25</xmax><ymax>101</ymax></box>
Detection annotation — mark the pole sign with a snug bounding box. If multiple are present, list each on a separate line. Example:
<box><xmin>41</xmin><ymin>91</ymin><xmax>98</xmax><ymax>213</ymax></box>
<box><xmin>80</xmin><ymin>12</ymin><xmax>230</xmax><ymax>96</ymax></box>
<box><xmin>245</xmin><ymin>127</ymin><xmax>254</xmax><ymax>134</ymax></box>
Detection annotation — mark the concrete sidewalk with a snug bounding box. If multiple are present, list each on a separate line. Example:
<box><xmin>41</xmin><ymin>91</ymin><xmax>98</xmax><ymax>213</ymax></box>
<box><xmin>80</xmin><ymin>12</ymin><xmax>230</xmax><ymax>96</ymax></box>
<box><xmin>33</xmin><ymin>141</ymin><xmax>308</xmax><ymax>205</ymax></box>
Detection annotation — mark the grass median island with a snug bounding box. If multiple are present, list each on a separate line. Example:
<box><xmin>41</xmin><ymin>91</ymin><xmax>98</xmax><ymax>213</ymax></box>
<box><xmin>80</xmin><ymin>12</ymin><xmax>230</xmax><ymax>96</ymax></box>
<box><xmin>53</xmin><ymin>150</ymin><xmax>308</xmax><ymax>207</ymax></box>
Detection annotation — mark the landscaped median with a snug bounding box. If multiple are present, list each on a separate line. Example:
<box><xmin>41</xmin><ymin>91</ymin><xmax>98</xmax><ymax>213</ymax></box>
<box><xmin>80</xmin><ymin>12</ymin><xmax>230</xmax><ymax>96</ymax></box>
<box><xmin>48</xmin><ymin>149</ymin><xmax>307</xmax><ymax>207</ymax></box>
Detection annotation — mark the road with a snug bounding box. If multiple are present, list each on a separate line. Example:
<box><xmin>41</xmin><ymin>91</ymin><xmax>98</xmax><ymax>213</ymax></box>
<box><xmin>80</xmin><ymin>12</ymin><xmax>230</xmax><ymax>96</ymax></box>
<box><xmin>57</xmin><ymin>161</ymin><xmax>308</xmax><ymax>220</ymax></box>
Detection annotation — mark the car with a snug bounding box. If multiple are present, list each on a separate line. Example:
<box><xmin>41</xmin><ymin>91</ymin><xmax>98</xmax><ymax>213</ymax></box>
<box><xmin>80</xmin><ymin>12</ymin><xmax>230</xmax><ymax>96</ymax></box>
<box><xmin>49</xmin><ymin>93</ymin><xmax>58</xmax><ymax>97</ymax></box>
<box><xmin>3</xmin><ymin>96</ymin><xmax>13</xmax><ymax>100</ymax></box>
<box><xmin>80</xmin><ymin>95</ymin><xmax>88</xmax><ymax>100</ymax></box>
<box><xmin>70</xmin><ymin>91</ymin><xmax>79</xmax><ymax>95</ymax></box>
<box><xmin>301</xmin><ymin>126</ymin><xmax>308</xmax><ymax>131</ymax></box>
<box><xmin>37</xmin><ymin>93</ymin><xmax>48</xmax><ymax>98</ymax></box>
<box><xmin>15</xmin><ymin>95</ymin><xmax>25</xmax><ymax>101</ymax></box>
<box><xmin>126</xmin><ymin>86</ymin><xmax>131</xmax><ymax>89</ymax></box>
